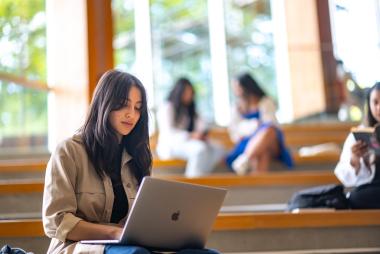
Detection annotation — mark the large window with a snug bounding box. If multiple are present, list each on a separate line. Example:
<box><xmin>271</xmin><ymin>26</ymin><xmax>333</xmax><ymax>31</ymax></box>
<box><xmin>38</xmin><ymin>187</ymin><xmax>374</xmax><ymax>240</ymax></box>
<box><xmin>150</xmin><ymin>0</ymin><xmax>214</xmax><ymax>121</ymax></box>
<box><xmin>225</xmin><ymin>0</ymin><xmax>276</xmax><ymax>101</ymax></box>
<box><xmin>0</xmin><ymin>0</ymin><xmax>48</xmax><ymax>158</ymax></box>
<box><xmin>331</xmin><ymin>0</ymin><xmax>380</xmax><ymax>88</ymax></box>
<box><xmin>113</xmin><ymin>0</ymin><xmax>276</xmax><ymax>126</ymax></box>
<box><xmin>112</xmin><ymin>0</ymin><xmax>136</xmax><ymax>72</ymax></box>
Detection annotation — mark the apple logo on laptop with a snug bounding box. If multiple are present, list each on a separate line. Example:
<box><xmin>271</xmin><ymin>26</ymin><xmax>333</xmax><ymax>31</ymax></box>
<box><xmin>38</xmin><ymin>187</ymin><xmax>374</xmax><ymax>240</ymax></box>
<box><xmin>171</xmin><ymin>210</ymin><xmax>180</xmax><ymax>221</ymax></box>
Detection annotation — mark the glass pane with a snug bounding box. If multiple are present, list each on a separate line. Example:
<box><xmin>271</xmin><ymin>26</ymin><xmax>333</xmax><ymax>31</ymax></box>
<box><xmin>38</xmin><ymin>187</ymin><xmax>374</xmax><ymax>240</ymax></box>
<box><xmin>331</xmin><ymin>0</ymin><xmax>380</xmax><ymax>88</ymax></box>
<box><xmin>224</xmin><ymin>0</ymin><xmax>277</xmax><ymax>102</ymax></box>
<box><xmin>112</xmin><ymin>0</ymin><xmax>136</xmax><ymax>71</ymax></box>
<box><xmin>0</xmin><ymin>0</ymin><xmax>47</xmax><ymax>158</ymax></box>
<box><xmin>150</xmin><ymin>0</ymin><xmax>214</xmax><ymax>121</ymax></box>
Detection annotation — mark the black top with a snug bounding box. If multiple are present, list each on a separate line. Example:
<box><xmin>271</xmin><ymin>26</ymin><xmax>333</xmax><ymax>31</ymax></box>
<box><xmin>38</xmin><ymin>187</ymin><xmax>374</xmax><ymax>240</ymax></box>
<box><xmin>110</xmin><ymin>145</ymin><xmax>129</xmax><ymax>223</ymax></box>
<box><xmin>372</xmin><ymin>155</ymin><xmax>380</xmax><ymax>183</ymax></box>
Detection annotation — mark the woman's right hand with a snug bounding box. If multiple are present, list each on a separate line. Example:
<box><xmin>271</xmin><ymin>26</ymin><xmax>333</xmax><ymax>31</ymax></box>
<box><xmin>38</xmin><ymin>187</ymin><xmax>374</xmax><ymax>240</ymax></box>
<box><xmin>350</xmin><ymin>140</ymin><xmax>369</xmax><ymax>173</ymax></box>
<box><xmin>67</xmin><ymin>220</ymin><xmax>124</xmax><ymax>241</ymax></box>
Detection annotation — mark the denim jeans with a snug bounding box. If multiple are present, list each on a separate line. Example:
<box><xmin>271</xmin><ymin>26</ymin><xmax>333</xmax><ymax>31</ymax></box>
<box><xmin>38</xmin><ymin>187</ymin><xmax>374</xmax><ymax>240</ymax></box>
<box><xmin>104</xmin><ymin>245</ymin><xmax>220</xmax><ymax>254</ymax></box>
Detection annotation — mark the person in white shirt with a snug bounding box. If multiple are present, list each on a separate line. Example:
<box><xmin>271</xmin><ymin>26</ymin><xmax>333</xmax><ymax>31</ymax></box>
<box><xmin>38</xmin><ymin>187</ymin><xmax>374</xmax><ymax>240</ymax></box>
<box><xmin>226</xmin><ymin>73</ymin><xmax>293</xmax><ymax>174</ymax></box>
<box><xmin>334</xmin><ymin>82</ymin><xmax>380</xmax><ymax>208</ymax></box>
<box><xmin>156</xmin><ymin>77</ymin><xmax>225</xmax><ymax>177</ymax></box>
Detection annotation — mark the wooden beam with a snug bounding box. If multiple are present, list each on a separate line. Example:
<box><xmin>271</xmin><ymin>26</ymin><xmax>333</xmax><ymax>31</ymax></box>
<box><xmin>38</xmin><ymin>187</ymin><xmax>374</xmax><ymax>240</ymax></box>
<box><xmin>284</xmin><ymin>0</ymin><xmax>326</xmax><ymax>119</ymax></box>
<box><xmin>316</xmin><ymin>0</ymin><xmax>339</xmax><ymax>113</ymax></box>
<box><xmin>0</xmin><ymin>72</ymin><xmax>49</xmax><ymax>91</ymax></box>
<box><xmin>86</xmin><ymin>0</ymin><xmax>114</xmax><ymax>101</ymax></box>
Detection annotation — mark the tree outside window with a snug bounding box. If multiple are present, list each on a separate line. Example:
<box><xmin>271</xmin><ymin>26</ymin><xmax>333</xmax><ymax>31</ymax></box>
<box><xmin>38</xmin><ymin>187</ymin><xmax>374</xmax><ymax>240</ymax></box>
<box><xmin>0</xmin><ymin>0</ymin><xmax>48</xmax><ymax>158</ymax></box>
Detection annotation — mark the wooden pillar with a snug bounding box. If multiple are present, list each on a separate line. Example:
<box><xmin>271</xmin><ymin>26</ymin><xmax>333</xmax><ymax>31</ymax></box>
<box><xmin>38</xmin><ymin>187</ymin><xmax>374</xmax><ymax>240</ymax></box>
<box><xmin>46</xmin><ymin>0</ymin><xmax>114</xmax><ymax>147</ymax></box>
<box><xmin>46</xmin><ymin>0</ymin><xmax>89</xmax><ymax>147</ymax></box>
<box><xmin>86</xmin><ymin>0</ymin><xmax>114</xmax><ymax>101</ymax></box>
<box><xmin>282</xmin><ymin>0</ymin><xmax>328</xmax><ymax>119</ymax></box>
<box><xmin>316</xmin><ymin>0</ymin><xmax>339</xmax><ymax>113</ymax></box>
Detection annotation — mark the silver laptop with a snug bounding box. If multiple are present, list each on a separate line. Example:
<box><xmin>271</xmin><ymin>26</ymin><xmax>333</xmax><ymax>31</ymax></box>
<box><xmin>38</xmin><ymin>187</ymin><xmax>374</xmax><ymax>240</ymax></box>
<box><xmin>81</xmin><ymin>176</ymin><xmax>227</xmax><ymax>251</ymax></box>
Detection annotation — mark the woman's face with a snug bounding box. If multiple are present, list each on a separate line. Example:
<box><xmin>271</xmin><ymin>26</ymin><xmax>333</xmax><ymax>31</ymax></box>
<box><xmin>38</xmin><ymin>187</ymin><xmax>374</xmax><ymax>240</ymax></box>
<box><xmin>181</xmin><ymin>84</ymin><xmax>194</xmax><ymax>105</ymax></box>
<box><xmin>370</xmin><ymin>89</ymin><xmax>380</xmax><ymax>123</ymax></box>
<box><xmin>232</xmin><ymin>80</ymin><xmax>250</xmax><ymax>113</ymax></box>
<box><xmin>232</xmin><ymin>80</ymin><xmax>243</xmax><ymax>98</ymax></box>
<box><xmin>109</xmin><ymin>85</ymin><xmax>142</xmax><ymax>142</ymax></box>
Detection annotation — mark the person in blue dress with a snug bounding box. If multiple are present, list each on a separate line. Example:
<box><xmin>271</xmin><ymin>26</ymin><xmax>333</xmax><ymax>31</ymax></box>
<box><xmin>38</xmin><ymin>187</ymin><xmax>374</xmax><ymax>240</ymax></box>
<box><xmin>226</xmin><ymin>73</ymin><xmax>293</xmax><ymax>174</ymax></box>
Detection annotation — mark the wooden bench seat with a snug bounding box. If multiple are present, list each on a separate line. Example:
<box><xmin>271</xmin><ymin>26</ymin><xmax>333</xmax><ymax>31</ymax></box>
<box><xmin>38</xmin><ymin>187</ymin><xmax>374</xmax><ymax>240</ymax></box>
<box><xmin>0</xmin><ymin>150</ymin><xmax>341</xmax><ymax>176</ymax></box>
<box><xmin>150</xmin><ymin>123</ymin><xmax>353</xmax><ymax>151</ymax></box>
<box><xmin>0</xmin><ymin>171</ymin><xmax>339</xmax><ymax>210</ymax></box>
<box><xmin>209</xmin><ymin>210</ymin><xmax>380</xmax><ymax>252</ymax></box>
<box><xmin>0</xmin><ymin>160</ymin><xmax>47</xmax><ymax>173</ymax></box>
<box><xmin>162</xmin><ymin>171</ymin><xmax>339</xmax><ymax>187</ymax></box>
<box><xmin>1</xmin><ymin>209</ymin><xmax>379</xmax><ymax>237</ymax></box>
<box><xmin>0</xmin><ymin>171</ymin><xmax>339</xmax><ymax>194</ymax></box>
<box><xmin>1</xmin><ymin>209</ymin><xmax>379</xmax><ymax>253</ymax></box>
<box><xmin>0</xmin><ymin>123</ymin><xmax>351</xmax><ymax>175</ymax></box>
<box><xmin>207</xmin><ymin>124</ymin><xmax>352</xmax><ymax>148</ymax></box>
<box><xmin>146</xmin><ymin>122</ymin><xmax>352</xmax><ymax>170</ymax></box>
<box><xmin>151</xmin><ymin>152</ymin><xmax>341</xmax><ymax>170</ymax></box>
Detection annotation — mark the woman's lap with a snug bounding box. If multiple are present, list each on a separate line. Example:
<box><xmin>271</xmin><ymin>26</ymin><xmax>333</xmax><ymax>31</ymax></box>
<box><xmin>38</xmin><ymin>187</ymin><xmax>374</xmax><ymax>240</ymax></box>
<box><xmin>349</xmin><ymin>183</ymin><xmax>380</xmax><ymax>208</ymax></box>
<box><xmin>104</xmin><ymin>245</ymin><xmax>220</xmax><ymax>254</ymax></box>
<box><xmin>104</xmin><ymin>245</ymin><xmax>151</xmax><ymax>254</ymax></box>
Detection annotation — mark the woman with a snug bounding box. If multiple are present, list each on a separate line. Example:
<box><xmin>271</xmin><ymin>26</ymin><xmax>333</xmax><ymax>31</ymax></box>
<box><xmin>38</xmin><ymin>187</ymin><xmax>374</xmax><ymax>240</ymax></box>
<box><xmin>226</xmin><ymin>73</ymin><xmax>293</xmax><ymax>174</ymax></box>
<box><xmin>156</xmin><ymin>77</ymin><xmax>224</xmax><ymax>177</ymax></box>
<box><xmin>42</xmin><ymin>70</ymin><xmax>220</xmax><ymax>253</ymax></box>
<box><xmin>335</xmin><ymin>82</ymin><xmax>380</xmax><ymax>208</ymax></box>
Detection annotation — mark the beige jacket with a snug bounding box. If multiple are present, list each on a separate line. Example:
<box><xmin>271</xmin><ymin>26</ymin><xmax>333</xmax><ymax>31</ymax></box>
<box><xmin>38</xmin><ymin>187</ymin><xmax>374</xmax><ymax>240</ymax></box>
<box><xmin>42</xmin><ymin>135</ymin><xmax>139</xmax><ymax>254</ymax></box>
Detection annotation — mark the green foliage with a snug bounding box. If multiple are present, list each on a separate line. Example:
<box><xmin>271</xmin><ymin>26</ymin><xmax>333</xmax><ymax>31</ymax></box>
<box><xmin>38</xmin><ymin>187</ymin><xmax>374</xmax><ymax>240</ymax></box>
<box><xmin>149</xmin><ymin>0</ymin><xmax>214</xmax><ymax>119</ymax></box>
<box><xmin>112</xmin><ymin>0</ymin><xmax>136</xmax><ymax>71</ymax></box>
<box><xmin>0</xmin><ymin>0</ymin><xmax>47</xmax><ymax>139</ymax></box>
<box><xmin>226</xmin><ymin>0</ymin><xmax>277</xmax><ymax>101</ymax></box>
<box><xmin>113</xmin><ymin>0</ymin><xmax>276</xmax><ymax>122</ymax></box>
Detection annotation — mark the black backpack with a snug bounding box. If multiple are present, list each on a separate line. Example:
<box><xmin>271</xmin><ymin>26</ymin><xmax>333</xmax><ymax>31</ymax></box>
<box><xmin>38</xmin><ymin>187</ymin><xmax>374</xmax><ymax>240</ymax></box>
<box><xmin>287</xmin><ymin>184</ymin><xmax>349</xmax><ymax>211</ymax></box>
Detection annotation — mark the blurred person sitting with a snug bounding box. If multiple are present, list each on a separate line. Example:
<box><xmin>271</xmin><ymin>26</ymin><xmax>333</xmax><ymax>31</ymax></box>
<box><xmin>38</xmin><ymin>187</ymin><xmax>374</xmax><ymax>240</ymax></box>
<box><xmin>156</xmin><ymin>77</ymin><xmax>225</xmax><ymax>177</ymax></box>
<box><xmin>334</xmin><ymin>82</ymin><xmax>380</xmax><ymax>209</ymax></box>
<box><xmin>226</xmin><ymin>73</ymin><xmax>293</xmax><ymax>175</ymax></box>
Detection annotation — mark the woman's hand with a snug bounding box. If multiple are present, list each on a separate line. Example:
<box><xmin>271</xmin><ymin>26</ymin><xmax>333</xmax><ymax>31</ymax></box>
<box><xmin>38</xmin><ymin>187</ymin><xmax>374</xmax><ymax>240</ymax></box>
<box><xmin>350</xmin><ymin>140</ymin><xmax>369</xmax><ymax>174</ymax></box>
<box><xmin>67</xmin><ymin>221</ymin><xmax>124</xmax><ymax>241</ymax></box>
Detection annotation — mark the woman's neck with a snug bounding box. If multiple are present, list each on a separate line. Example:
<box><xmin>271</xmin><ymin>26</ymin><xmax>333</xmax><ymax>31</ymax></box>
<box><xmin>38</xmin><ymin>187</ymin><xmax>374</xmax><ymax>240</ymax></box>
<box><xmin>239</xmin><ymin>96</ymin><xmax>261</xmax><ymax>114</ymax></box>
<box><xmin>116</xmin><ymin>133</ymin><xmax>122</xmax><ymax>144</ymax></box>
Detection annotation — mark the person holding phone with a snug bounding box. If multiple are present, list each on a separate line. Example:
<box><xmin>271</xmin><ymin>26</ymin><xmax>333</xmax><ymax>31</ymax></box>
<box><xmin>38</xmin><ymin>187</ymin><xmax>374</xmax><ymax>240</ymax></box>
<box><xmin>335</xmin><ymin>82</ymin><xmax>380</xmax><ymax>208</ymax></box>
<box><xmin>156</xmin><ymin>77</ymin><xmax>225</xmax><ymax>177</ymax></box>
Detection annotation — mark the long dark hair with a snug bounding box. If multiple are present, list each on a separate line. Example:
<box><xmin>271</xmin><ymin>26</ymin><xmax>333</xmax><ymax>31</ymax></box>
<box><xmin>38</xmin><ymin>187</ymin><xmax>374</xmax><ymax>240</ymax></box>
<box><xmin>236</xmin><ymin>73</ymin><xmax>266</xmax><ymax>100</ymax></box>
<box><xmin>81</xmin><ymin>70</ymin><xmax>152</xmax><ymax>183</ymax></box>
<box><xmin>365</xmin><ymin>82</ymin><xmax>380</xmax><ymax>127</ymax></box>
<box><xmin>167</xmin><ymin>77</ymin><xmax>197</xmax><ymax>132</ymax></box>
